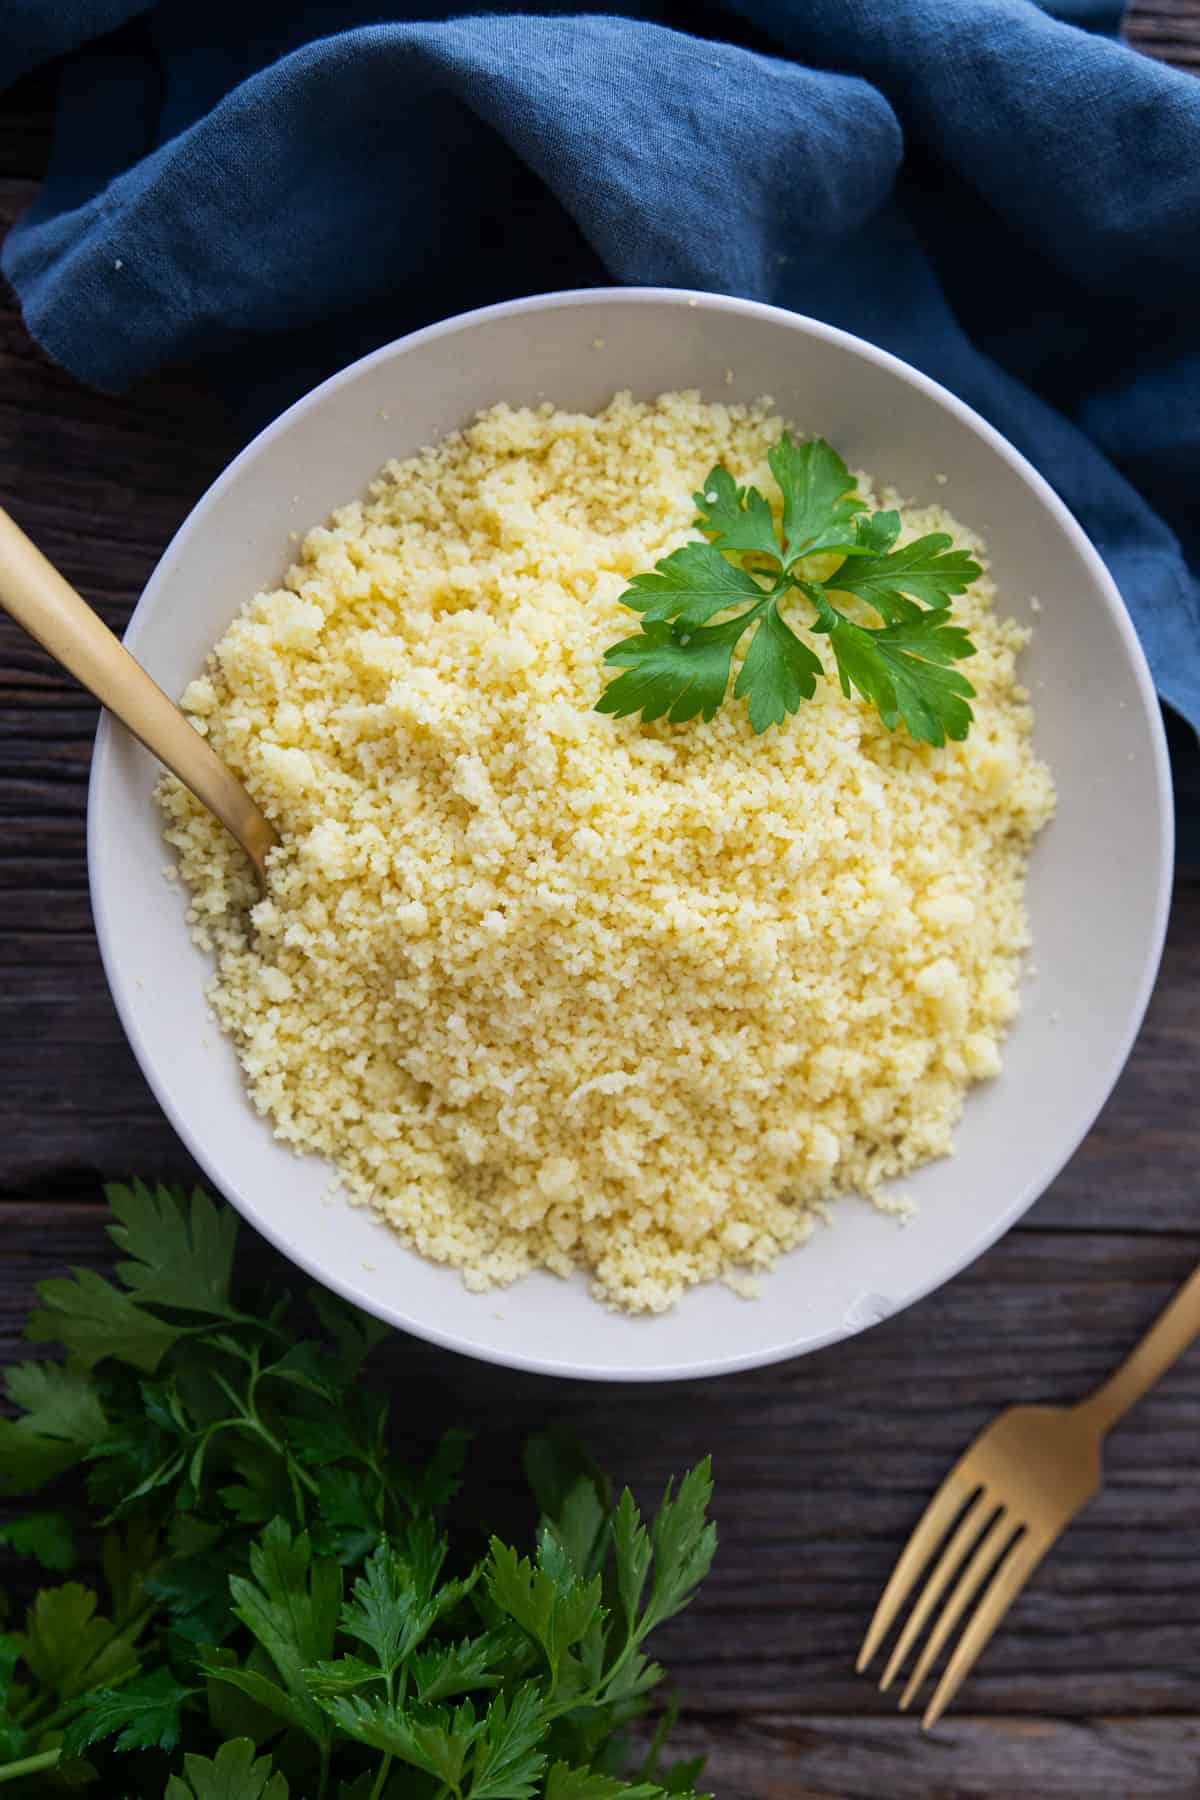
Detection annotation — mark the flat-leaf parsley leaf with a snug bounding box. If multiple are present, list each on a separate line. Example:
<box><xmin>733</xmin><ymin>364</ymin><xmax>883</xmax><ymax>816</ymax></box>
<box><xmin>0</xmin><ymin>1182</ymin><xmax>717</xmax><ymax>1799</ymax></box>
<box><xmin>596</xmin><ymin>434</ymin><xmax>980</xmax><ymax>745</ymax></box>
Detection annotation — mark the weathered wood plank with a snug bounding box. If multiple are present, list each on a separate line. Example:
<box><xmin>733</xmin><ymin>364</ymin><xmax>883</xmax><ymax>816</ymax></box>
<box><xmin>651</xmin><ymin>1715</ymin><xmax>1200</xmax><ymax>1799</ymax></box>
<box><xmin>1126</xmin><ymin>14</ymin><xmax>1200</xmax><ymax>65</ymax></box>
<box><xmin>1126</xmin><ymin>0</ymin><xmax>1200</xmax><ymax>52</ymax></box>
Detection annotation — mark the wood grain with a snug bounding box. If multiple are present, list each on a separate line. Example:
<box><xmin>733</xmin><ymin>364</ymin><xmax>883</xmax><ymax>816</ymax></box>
<box><xmin>648</xmin><ymin>1716</ymin><xmax>1200</xmax><ymax>1799</ymax></box>
<box><xmin>1127</xmin><ymin>0</ymin><xmax>1200</xmax><ymax>65</ymax></box>
<box><xmin>2</xmin><ymin>6</ymin><xmax>1199</xmax><ymax>1796</ymax></box>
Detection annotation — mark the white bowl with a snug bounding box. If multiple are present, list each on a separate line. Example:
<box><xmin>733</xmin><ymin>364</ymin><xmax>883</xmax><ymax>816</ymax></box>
<box><xmin>88</xmin><ymin>289</ymin><xmax>1173</xmax><ymax>1381</ymax></box>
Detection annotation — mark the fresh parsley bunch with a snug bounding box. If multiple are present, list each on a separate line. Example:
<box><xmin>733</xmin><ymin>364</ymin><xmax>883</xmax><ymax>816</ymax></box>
<box><xmin>0</xmin><ymin>1184</ymin><xmax>716</xmax><ymax>1799</ymax></box>
<box><xmin>596</xmin><ymin>434</ymin><xmax>980</xmax><ymax>745</ymax></box>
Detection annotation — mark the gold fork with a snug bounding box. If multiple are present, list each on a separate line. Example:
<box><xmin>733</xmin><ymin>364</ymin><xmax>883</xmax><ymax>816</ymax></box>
<box><xmin>858</xmin><ymin>1260</ymin><xmax>1200</xmax><ymax>1728</ymax></box>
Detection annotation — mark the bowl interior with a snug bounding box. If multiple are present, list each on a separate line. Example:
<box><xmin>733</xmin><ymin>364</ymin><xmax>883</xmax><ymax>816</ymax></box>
<box><xmin>88</xmin><ymin>291</ymin><xmax>1173</xmax><ymax>1380</ymax></box>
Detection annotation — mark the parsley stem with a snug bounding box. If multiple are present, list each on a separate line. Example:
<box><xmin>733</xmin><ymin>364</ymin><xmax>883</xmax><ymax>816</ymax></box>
<box><xmin>368</xmin><ymin>1752</ymin><xmax>393</xmax><ymax>1800</ymax></box>
<box><xmin>206</xmin><ymin>1369</ymin><xmax>321</xmax><ymax>1499</ymax></box>
<box><xmin>14</xmin><ymin>1696</ymin><xmax>83</xmax><ymax>1735</ymax></box>
<box><xmin>541</xmin><ymin>1623</ymin><xmax>644</xmax><ymax>1723</ymax></box>
<box><xmin>637</xmin><ymin>1699</ymin><xmax>678</xmax><ymax>1780</ymax></box>
<box><xmin>208</xmin><ymin>1367</ymin><xmax>255</xmax><ymax>1415</ymax></box>
<box><xmin>225</xmin><ymin>1308</ymin><xmax>292</xmax><ymax>1342</ymax></box>
<box><xmin>0</xmin><ymin>1750</ymin><xmax>61</xmax><ymax>1783</ymax></box>
<box><xmin>365</xmin><ymin>1653</ymin><xmax>396</xmax><ymax>1800</ymax></box>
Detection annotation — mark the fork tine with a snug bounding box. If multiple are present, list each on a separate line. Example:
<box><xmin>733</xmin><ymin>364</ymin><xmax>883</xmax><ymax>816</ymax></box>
<box><xmin>922</xmin><ymin>1534</ymin><xmax>1049</xmax><ymax>1729</ymax></box>
<box><xmin>879</xmin><ymin>1489</ymin><xmax>998</xmax><ymax>1692</ymax></box>
<box><xmin>898</xmin><ymin>1511</ymin><xmax>1023</xmax><ymax>1713</ymax></box>
<box><xmin>856</xmin><ymin>1474</ymin><xmax>975</xmax><ymax>1673</ymax></box>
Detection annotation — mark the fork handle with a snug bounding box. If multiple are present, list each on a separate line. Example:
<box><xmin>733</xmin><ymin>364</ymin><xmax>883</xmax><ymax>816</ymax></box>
<box><xmin>0</xmin><ymin>506</ymin><xmax>276</xmax><ymax>882</ymax></box>
<box><xmin>1075</xmin><ymin>1261</ymin><xmax>1200</xmax><ymax>1436</ymax></box>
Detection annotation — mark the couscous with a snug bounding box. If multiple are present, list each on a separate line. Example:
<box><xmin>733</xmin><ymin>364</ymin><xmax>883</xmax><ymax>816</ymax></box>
<box><xmin>158</xmin><ymin>392</ymin><xmax>1054</xmax><ymax>1312</ymax></box>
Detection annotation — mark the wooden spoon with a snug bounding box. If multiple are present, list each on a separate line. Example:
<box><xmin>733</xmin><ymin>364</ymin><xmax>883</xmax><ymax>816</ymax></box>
<box><xmin>0</xmin><ymin>506</ymin><xmax>277</xmax><ymax>886</ymax></box>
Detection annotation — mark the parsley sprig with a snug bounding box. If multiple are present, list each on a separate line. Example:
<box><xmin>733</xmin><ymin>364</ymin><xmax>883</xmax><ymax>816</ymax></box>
<box><xmin>596</xmin><ymin>435</ymin><xmax>980</xmax><ymax>745</ymax></box>
<box><xmin>0</xmin><ymin>1183</ymin><xmax>715</xmax><ymax>1799</ymax></box>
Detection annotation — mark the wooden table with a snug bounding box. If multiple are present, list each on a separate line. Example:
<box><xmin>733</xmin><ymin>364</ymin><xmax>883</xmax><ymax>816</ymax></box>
<box><xmin>2</xmin><ymin>10</ymin><xmax>1198</xmax><ymax>1795</ymax></box>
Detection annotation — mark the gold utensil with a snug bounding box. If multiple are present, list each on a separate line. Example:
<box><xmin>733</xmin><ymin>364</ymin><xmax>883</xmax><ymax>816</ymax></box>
<box><xmin>0</xmin><ymin>506</ymin><xmax>277</xmax><ymax>885</ymax></box>
<box><xmin>858</xmin><ymin>1260</ymin><xmax>1200</xmax><ymax>1728</ymax></box>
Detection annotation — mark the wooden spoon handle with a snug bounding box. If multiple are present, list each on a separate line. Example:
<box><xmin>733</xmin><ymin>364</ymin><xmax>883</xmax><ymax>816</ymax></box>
<box><xmin>0</xmin><ymin>506</ymin><xmax>276</xmax><ymax>882</ymax></box>
<box><xmin>1076</xmin><ymin>1261</ymin><xmax>1200</xmax><ymax>1436</ymax></box>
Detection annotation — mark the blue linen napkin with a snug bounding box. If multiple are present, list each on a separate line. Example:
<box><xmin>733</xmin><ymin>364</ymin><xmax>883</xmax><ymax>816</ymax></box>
<box><xmin>3</xmin><ymin>0</ymin><xmax>1199</xmax><ymax>741</ymax></box>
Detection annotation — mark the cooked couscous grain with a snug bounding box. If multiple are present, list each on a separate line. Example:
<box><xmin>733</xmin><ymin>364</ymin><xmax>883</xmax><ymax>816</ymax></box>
<box><xmin>159</xmin><ymin>392</ymin><xmax>1054</xmax><ymax>1312</ymax></box>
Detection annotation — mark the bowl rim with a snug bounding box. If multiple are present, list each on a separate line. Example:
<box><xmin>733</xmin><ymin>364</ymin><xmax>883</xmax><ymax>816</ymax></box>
<box><xmin>87</xmin><ymin>285</ymin><xmax>1175</xmax><ymax>1381</ymax></box>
